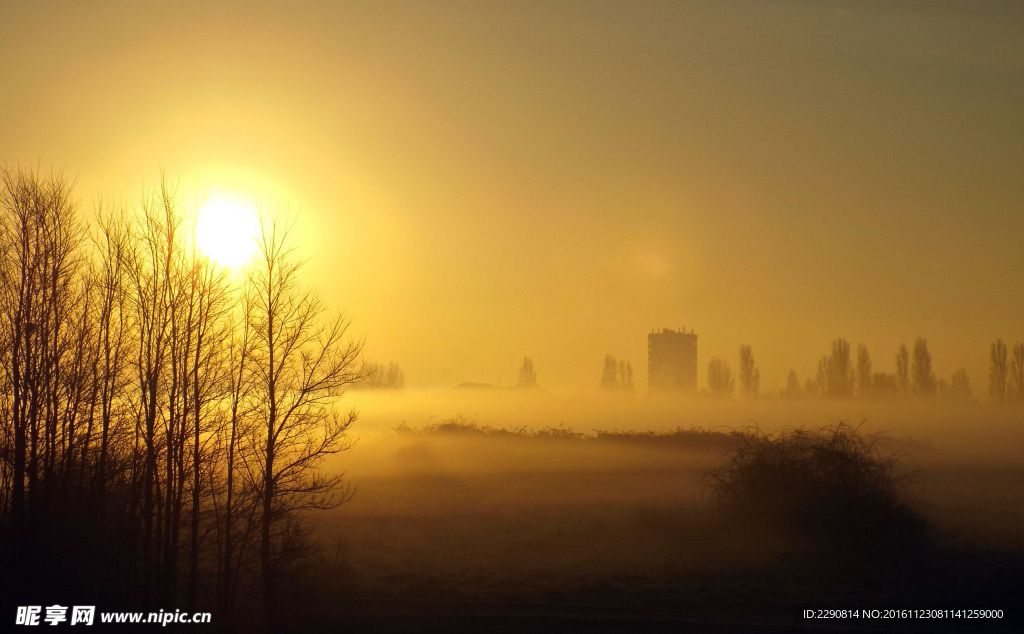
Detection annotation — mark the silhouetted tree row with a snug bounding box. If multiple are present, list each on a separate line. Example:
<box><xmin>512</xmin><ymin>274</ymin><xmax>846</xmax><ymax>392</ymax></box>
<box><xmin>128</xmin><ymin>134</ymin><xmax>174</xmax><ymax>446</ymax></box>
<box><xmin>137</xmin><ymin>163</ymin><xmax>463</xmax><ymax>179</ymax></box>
<box><xmin>989</xmin><ymin>338</ymin><xmax>1024</xmax><ymax>402</ymax></box>
<box><xmin>600</xmin><ymin>354</ymin><xmax>633</xmax><ymax>393</ymax></box>
<box><xmin>517</xmin><ymin>356</ymin><xmax>537</xmax><ymax>388</ymax></box>
<box><xmin>683</xmin><ymin>334</ymin><xmax>1016</xmax><ymax>404</ymax></box>
<box><xmin>738</xmin><ymin>345</ymin><xmax>760</xmax><ymax>397</ymax></box>
<box><xmin>817</xmin><ymin>339</ymin><xmax>854</xmax><ymax>398</ymax></box>
<box><xmin>0</xmin><ymin>167</ymin><xmax>362</xmax><ymax>630</ymax></box>
<box><xmin>707</xmin><ymin>358</ymin><xmax>734</xmax><ymax>396</ymax></box>
<box><xmin>356</xmin><ymin>361</ymin><xmax>405</xmax><ymax>390</ymax></box>
<box><xmin>772</xmin><ymin>337</ymin><xmax>979</xmax><ymax>402</ymax></box>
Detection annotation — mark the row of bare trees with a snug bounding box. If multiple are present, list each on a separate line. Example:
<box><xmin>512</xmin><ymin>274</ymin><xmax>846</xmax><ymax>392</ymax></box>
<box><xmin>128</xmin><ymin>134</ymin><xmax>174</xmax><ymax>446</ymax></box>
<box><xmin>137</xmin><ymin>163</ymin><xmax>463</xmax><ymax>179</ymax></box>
<box><xmin>988</xmin><ymin>338</ymin><xmax>1024</xmax><ymax>402</ymax></box>
<box><xmin>600</xmin><ymin>354</ymin><xmax>634</xmax><ymax>392</ymax></box>
<box><xmin>356</xmin><ymin>360</ymin><xmax>406</xmax><ymax>390</ymax></box>
<box><xmin>714</xmin><ymin>338</ymin><xmax>1006</xmax><ymax>402</ymax></box>
<box><xmin>780</xmin><ymin>337</ymin><xmax>1024</xmax><ymax>402</ymax></box>
<box><xmin>782</xmin><ymin>338</ymin><xmax>960</xmax><ymax>400</ymax></box>
<box><xmin>0</xmin><ymin>167</ymin><xmax>361</xmax><ymax>630</ymax></box>
<box><xmin>707</xmin><ymin>346</ymin><xmax>761</xmax><ymax>397</ymax></box>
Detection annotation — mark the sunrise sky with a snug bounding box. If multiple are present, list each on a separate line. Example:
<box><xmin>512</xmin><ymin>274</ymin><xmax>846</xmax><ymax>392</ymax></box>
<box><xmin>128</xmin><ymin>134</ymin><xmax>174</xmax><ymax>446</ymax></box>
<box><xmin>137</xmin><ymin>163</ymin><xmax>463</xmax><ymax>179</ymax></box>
<box><xmin>3</xmin><ymin>0</ymin><xmax>1022</xmax><ymax>390</ymax></box>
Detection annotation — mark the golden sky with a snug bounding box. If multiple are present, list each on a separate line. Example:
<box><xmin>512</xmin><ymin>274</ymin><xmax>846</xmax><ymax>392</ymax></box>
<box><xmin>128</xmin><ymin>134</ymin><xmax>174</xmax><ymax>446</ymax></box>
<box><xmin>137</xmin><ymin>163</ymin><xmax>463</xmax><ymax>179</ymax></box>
<box><xmin>3</xmin><ymin>1</ymin><xmax>1022</xmax><ymax>390</ymax></box>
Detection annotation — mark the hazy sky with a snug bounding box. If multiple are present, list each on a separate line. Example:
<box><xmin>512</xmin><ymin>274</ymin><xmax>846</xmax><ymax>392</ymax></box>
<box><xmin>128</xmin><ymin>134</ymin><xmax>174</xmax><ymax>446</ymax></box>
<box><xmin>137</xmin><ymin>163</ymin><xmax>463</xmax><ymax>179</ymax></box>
<box><xmin>3</xmin><ymin>0</ymin><xmax>1022</xmax><ymax>390</ymax></box>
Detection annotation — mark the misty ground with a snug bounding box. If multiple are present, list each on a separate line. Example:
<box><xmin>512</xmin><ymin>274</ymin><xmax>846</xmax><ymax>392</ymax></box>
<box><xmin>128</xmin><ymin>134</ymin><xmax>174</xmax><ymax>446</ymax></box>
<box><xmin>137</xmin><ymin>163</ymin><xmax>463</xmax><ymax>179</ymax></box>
<box><xmin>279</xmin><ymin>393</ymin><xmax>1023</xmax><ymax>632</ymax></box>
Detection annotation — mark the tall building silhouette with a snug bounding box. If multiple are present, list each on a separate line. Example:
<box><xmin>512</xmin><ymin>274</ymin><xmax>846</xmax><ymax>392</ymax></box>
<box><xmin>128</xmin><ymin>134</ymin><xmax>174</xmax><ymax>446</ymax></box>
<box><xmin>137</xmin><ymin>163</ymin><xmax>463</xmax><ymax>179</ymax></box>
<box><xmin>648</xmin><ymin>328</ymin><xmax>698</xmax><ymax>394</ymax></box>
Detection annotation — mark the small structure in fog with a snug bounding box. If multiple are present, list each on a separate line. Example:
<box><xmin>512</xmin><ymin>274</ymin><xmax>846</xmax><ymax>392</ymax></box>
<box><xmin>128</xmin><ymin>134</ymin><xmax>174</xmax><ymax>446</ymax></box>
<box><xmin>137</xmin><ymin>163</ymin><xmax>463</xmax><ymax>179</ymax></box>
<box><xmin>648</xmin><ymin>327</ymin><xmax>698</xmax><ymax>394</ymax></box>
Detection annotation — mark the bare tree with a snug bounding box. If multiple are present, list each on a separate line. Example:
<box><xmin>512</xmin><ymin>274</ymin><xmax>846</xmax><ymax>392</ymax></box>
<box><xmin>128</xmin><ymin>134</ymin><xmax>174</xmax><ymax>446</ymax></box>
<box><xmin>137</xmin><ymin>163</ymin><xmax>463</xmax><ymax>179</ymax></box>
<box><xmin>872</xmin><ymin>372</ymin><xmax>898</xmax><ymax>398</ymax></box>
<box><xmin>738</xmin><ymin>345</ymin><xmax>759</xmax><ymax>397</ymax></box>
<box><xmin>0</xmin><ymin>170</ymin><xmax>369</xmax><ymax>615</ymax></box>
<box><xmin>0</xmin><ymin>166</ymin><xmax>86</xmax><ymax>568</ymax></box>
<box><xmin>88</xmin><ymin>204</ymin><xmax>134</xmax><ymax>504</ymax></box>
<box><xmin>989</xmin><ymin>338</ymin><xmax>1008</xmax><ymax>402</ymax></box>
<box><xmin>357</xmin><ymin>361</ymin><xmax>405</xmax><ymax>390</ymax></box>
<box><xmin>856</xmin><ymin>344</ymin><xmax>872</xmax><ymax>398</ymax></box>
<box><xmin>180</xmin><ymin>253</ymin><xmax>232</xmax><ymax>610</ymax></box>
<box><xmin>244</xmin><ymin>212</ymin><xmax>362</xmax><ymax>627</ymax></box>
<box><xmin>1009</xmin><ymin>343</ymin><xmax>1024</xmax><ymax>401</ymax></box>
<box><xmin>384</xmin><ymin>362</ymin><xmax>405</xmax><ymax>389</ymax></box>
<box><xmin>817</xmin><ymin>338</ymin><xmax>854</xmax><ymax>397</ymax></box>
<box><xmin>600</xmin><ymin>354</ymin><xmax>618</xmax><ymax>391</ymax></box>
<box><xmin>895</xmin><ymin>344</ymin><xmax>910</xmax><ymax>398</ymax></box>
<box><xmin>949</xmin><ymin>368</ymin><xmax>972</xmax><ymax>402</ymax></box>
<box><xmin>123</xmin><ymin>178</ymin><xmax>191</xmax><ymax>602</ymax></box>
<box><xmin>802</xmin><ymin>377</ymin><xmax>819</xmax><ymax>398</ymax></box>
<box><xmin>707</xmin><ymin>358</ymin><xmax>734</xmax><ymax>396</ymax></box>
<box><xmin>619</xmin><ymin>360</ymin><xmax>634</xmax><ymax>393</ymax></box>
<box><xmin>120</xmin><ymin>176</ymin><xmax>230</xmax><ymax>605</ymax></box>
<box><xmin>783</xmin><ymin>369</ymin><xmax>800</xmax><ymax>398</ymax></box>
<box><xmin>911</xmin><ymin>338</ymin><xmax>936</xmax><ymax>398</ymax></box>
<box><xmin>216</xmin><ymin>287</ymin><xmax>258</xmax><ymax>627</ymax></box>
<box><xmin>599</xmin><ymin>355</ymin><xmax>633</xmax><ymax>393</ymax></box>
<box><xmin>517</xmin><ymin>356</ymin><xmax>536</xmax><ymax>388</ymax></box>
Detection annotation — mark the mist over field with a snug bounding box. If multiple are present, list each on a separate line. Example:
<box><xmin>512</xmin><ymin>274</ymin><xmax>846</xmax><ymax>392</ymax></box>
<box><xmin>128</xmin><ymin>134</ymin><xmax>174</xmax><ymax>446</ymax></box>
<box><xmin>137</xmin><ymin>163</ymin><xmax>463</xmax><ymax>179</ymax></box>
<box><xmin>344</xmin><ymin>389</ymin><xmax>1024</xmax><ymax>460</ymax></box>
<box><xmin>334</xmin><ymin>390</ymin><xmax>1024</xmax><ymax>537</ymax></box>
<box><xmin>287</xmin><ymin>390</ymin><xmax>1024</xmax><ymax>631</ymax></box>
<box><xmin>4</xmin><ymin>0</ymin><xmax>1024</xmax><ymax>631</ymax></box>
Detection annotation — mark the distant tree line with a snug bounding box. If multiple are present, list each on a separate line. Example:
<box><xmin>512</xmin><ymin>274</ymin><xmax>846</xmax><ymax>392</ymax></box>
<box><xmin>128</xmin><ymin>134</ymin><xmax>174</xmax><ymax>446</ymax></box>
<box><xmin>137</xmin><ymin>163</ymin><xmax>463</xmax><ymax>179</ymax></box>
<box><xmin>518</xmin><ymin>356</ymin><xmax>537</xmax><ymax>388</ymax></box>
<box><xmin>707</xmin><ymin>346</ymin><xmax>761</xmax><ymax>397</ymax></box>
<box><xmin>719</xmin><ymin>336</ymin><xmax>1024</xmax><ymax>403</ymax></box>
<box><xmin>356</xmin><ymin>361</ymin><xmax>405</xmax><ymax>390</ymax></box>
<box><xmin>781</xmin><ymin>338</ymin><xmax>960</xmax><ymax>400</ymax></box>
<box><xmin>605</xmin><ymin>335</ymin><xmax>1016</xmax><ymax>404</ymax></box>
<box><xmin>707</xmin><ymin>358</ymin><xmax>734</xmax><ymax>396</ymax></box>
<box><xmin>988</xmin><ymin>338</ymin><xmax>1024</xmax><ymax>402</ymax></box>
<box><xmin>600</xmin><ymin>354</ymin><xmax>633</xmax><ymax>393</ymax></box>
<box><xmin>0</xmin><ymin>167</ymin><xmax>362</xmax><ymax>629</ymax></box>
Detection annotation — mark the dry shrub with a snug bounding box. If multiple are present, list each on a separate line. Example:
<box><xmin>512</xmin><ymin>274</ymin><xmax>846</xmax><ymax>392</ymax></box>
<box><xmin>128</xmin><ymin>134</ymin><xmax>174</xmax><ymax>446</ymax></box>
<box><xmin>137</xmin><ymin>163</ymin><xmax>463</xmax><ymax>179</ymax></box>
<box><xmin>704</xmin><ymin>422</ymin><xmax>928</xmax><ymax>564</ymax></box>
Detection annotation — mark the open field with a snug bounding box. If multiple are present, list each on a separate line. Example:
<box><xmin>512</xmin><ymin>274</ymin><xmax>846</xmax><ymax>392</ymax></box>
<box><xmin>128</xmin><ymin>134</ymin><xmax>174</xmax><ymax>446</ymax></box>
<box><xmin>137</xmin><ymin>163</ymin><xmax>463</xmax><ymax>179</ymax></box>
<box><xmin>272</xmin><ymin>394</ymin><xmax>1024</xmax><ymax>631</ymax></box>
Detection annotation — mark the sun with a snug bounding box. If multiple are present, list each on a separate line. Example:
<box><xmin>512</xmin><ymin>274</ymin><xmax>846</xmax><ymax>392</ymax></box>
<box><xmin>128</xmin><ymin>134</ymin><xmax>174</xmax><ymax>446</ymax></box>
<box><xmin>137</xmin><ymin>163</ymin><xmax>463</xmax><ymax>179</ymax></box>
<box><xmin>194</xmin><ymin>195</ymin><xmax>260</xmax><ymax>268</ymax></box>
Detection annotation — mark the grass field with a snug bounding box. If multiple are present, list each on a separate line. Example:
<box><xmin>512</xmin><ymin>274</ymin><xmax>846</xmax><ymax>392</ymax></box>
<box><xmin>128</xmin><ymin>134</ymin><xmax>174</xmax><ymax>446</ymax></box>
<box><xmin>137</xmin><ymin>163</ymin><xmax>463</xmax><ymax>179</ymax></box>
<box><xmin>268</xmin><ymin>399</ymin><xmax>1024</xmax><ymax>631</ymax></box>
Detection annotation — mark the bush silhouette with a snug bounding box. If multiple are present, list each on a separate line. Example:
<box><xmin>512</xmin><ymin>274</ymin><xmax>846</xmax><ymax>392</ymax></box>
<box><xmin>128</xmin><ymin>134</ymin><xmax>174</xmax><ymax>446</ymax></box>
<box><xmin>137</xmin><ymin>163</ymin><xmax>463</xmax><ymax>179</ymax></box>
<box><xmin>705</xmin><ymin>422</ymin><xmax>928</xmax><ymax>565</ymax></box>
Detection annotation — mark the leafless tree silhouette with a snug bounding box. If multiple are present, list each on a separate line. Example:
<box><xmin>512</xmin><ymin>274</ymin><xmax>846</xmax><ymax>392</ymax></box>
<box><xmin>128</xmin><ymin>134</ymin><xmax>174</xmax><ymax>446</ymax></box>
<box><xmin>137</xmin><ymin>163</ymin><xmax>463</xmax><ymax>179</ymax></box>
<box><xmin>895</xmin><ymin>344</ymin><xmax>910</xmax><ymax>398</ymax></box>
<box><xmin>517</xmin><ymin>357</ymin><xmax>536</xmax><ymax>388</ymax></box>
<box><xmin>817</xmin><ymin>338</ymin><xmax>854</xmax><ymax>398</ymax></box>
<box><xmin>783</xmin><ymin>369</ymin><xmax>800</xmax><ymax>398</ymax></box>
<box><xmin>707</xmin><ymin>358</ymin><xmax>734</xmax><ymax>396</ymax></box>
<box><xmin>989</xmin><ymin>339</ymin><xmax>1008</xmax><ymax>402</ymax></box>
<box><xmin>949</xmin><ymin>368</ymin><xmax>972</xmax><ymax>402</ymax></box>
<box><xmin>358</xmin><ymin>361</ymin><xmax>405</xmax><ymax>390</ymax></box>
<box><xmin>0</xmin><ymin>166</ymin><xmax>87</xmax><ymax>588</ymax></box>
<box><xmin>911</xmin><ymin>338</ymin><xmax>936</xmax><ymax>398</ymax></box>
<box><xmin>601</xmin><ymin>354</ymin><xmax>617</xmax><ymax>391</ymax></box>
<box><xmin>244</xmin><ymin>211</ymin><xmax>362</xmax><ymax>628</ymax></box>
<box><xmin>738</xmin><ymin>345</ymin><xmax>759</xmax><ymax>397</ymax></box>
<box><xmin>600</xmin><ymin>354</ymin><xmax>632</xmax><ymax>392</ymax></box>
<box><xmin>856</xmin><ymin>344</ymin><xmax>872</xmax><ymax>398</ymax></box>
<box><xmin>1009</xmin><ymin>343</ymin><xmax>1024</xmax><ymax>401</ymax></box>
<box><xmin>0</xmin><ymin>170</ymin><xmax>363</xmax><ymax>622</ymax></box>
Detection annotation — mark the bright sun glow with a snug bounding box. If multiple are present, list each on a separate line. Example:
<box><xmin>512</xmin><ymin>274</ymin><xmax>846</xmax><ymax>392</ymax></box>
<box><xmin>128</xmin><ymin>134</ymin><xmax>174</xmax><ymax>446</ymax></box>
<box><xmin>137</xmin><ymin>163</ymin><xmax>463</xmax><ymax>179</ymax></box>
<box><xmin>195</xmin><ymin>195</ymin><xmax>260</xmax><ymax>268</ymax></box>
